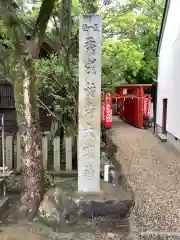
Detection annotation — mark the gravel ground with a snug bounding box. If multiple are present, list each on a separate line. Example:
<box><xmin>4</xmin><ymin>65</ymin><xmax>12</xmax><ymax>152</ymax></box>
<box><xmin>108</xmin><ymin>117</ymin><xmax>180</xmax><ymax>235</ymax></box>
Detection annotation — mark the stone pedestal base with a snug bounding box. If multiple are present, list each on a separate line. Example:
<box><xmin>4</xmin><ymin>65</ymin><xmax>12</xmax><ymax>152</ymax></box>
<box><xmin>75</xmin><ymin>180</ymin><xmax>133</xmax><ymax>218</ymax></box>
<box><xmin>39</xmin><ymin>178</ymin><xmax>134</xmax><ymax>226</ymax></box>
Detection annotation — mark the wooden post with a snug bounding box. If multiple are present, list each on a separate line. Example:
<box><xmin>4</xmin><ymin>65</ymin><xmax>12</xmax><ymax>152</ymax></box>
<box><xmin>5</xmin><ymin>135</ymin><xmax>13</xmax><ymax>170</ymax></box>
<box><xmin>53</xmin><ymin>136</ymin><xmax>60</xmax><ymax>172</ymax></box>
<box><xmin>78</xmin><ymin>15</ymin><xmax>102</xmax><ymax>192</ymax></box>
<box><xmin>42</xmin><ymin>134</ymin><xmax>48</xmax><ymax>170</ymax></box>
<box><xmin>65</xmin><ymin>136</ymin><xmax>72</xmax><ymax>172</ymax></box>
<box><xmin>16</xmin><ymin>133</ymin><xmax>21</xmax><ymax>170</ymax></box>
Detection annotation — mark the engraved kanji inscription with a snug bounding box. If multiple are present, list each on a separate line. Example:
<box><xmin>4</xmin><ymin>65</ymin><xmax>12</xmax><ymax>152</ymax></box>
<box><xmin>80</xmin><ymin>163</ymin><xmax>95</xmax><ymax>179</ymax></box>
<box><xmin>82</xmin><ymin>144</ymin><xmax>95</xmax><ymax>158</ymax></box>
<box><xmin>84</xmin><ymin>57</ymin><xmax>96</xmax><ymax>74</ymax></box>
<box><xmin>82</xmin><ymin>23</ymin><xmax>99</xmax><ymax>32</ymax></box>
<box><xmin>84</xmin><ymin>81</ymin><xmax>96</xmax><ymax>97</ymax></box>
<box><xmin>81</xmin><ymin>122</ymin><xmax>96</xmax><ymax>140</ymax></box>
<box><xmin>84</xmin><ymin>36</ymin><xmax>97</xmax><ymax>54</ymax></box>
<box><xmin>84</xmin><ymin>99</ymin><xmax>96</xmax><ymax>117</ymax></box>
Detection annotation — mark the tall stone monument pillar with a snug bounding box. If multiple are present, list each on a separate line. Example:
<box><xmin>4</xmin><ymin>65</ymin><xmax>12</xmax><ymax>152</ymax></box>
<box><xmin>78</xmin><ymin>14</ymin><xmax>102</xmax><ymax>193</ymax></box>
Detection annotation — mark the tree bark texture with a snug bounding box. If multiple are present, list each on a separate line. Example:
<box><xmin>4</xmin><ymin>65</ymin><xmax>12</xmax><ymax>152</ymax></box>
<box><xmin>13</xmin><ymin>37</ymin><xmax>44</xmax><ymax>218</ymax></box>
<box><xmin>0</xmin><ymin>0</ymin><xmax>56</xmax><ymax>219</ymax></box>
<box><xmin>60</xmin><ymin>0</ymin><xmax>72</xmax><ymax>49</ymax></box>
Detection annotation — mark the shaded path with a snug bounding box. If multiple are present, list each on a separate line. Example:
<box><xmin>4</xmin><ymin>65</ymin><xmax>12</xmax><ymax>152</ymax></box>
<box><xmin>108</xmin><ymin>117</ymin><xmax>180</xmax><ymax>234</ymax></box>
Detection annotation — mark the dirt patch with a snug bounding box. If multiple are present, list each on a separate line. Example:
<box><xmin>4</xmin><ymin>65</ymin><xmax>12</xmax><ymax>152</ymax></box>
<box><xmin>0</xmin><ymin>200</ymin><xmax>130</xmax><ymax>239</ymax></box>
<box><xmin>0</xmin><ymin>178</ymin><xmax>130</xmax><ymax>240</ymax></box>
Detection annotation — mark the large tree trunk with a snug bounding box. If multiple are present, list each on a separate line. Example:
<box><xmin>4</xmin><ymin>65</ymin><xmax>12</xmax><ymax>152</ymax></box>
<box><xmin>0</xmin><ymin>0</ymin><xmax>56</xmax><ymax>219</ymax></box>
<box><xmin>13</xmin><ymin>43</ymin><xmax>44</xmax><ymax>218</ymax></box>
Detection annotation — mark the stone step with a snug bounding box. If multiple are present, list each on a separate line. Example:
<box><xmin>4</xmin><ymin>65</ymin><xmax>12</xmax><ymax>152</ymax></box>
<box><xmin>157</xmin><ymin>133</ymin><xmax>167</xmax><ymax>143</ymax></box>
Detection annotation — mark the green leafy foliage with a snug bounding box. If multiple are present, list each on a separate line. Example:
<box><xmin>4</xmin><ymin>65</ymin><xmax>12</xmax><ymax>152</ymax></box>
<box><xmin>0</xmin><ymin>0</ymin><xmax>77</xmax><ymax>139</ymax></box>
<box><xmin>78</xmin><ymin>0</ymin><xmax>98</xmax><ymax>13</ymax></box>
<box><xmin>102</xmin><ymin>0</ymin><xmax>164</xmax><ymax>84</ymax></box>
<box><xmin>102</xmin><ymin>39</ymin><xmax>143</xmax><ymax>84</ymax></box>
<box><xmin>0</xmin><ymin>0</ymin><xmax>165</xmax><ymax>136</ymax></box>
<box><xmin>35</xmin><ymin>54</ymin><xmax>78</xmax><ymax>136</ymax></box>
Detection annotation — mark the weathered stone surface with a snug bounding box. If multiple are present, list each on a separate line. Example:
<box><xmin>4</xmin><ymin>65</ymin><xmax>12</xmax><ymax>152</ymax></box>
<box><xmin>38</xmin><ymin>178</ymin><xmax>134</xmax><ymax>226</ymax></box>
<box><xmin>38</xmin><ymin>191</ymin><xmax>61</xmax><ymax>226</ymax></box>
<box><xmin>157</xmin><ymin>133</ymin><xmax>167</xmax><ymax>143</ymax></box>
<box><xmin>38</xmin><ymin>182</ymin><xmax>79</xmax><ymax>226</ymax></box>
<box><xmin>77</xmin><ymin>180</ymin><xmax>133</xmax><ymax>219</ymax></box>
<box><xmin>78</xmin><ymin>14</ymin><xmax>102</xmax><ymax>193</ymax></box>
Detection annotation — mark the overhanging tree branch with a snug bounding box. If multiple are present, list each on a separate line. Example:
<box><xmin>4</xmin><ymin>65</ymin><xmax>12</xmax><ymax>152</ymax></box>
<box><xmin>32</xmin><ymin>0</ymin><xmax>56</xmax><ymax>45</ymax></box>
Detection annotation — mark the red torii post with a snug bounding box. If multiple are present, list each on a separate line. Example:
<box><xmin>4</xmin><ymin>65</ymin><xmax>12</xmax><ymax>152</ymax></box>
<box><xmin>113</xmin><ymin>84</ymin><xmax>152</xmax><ymax>128</ymax></box>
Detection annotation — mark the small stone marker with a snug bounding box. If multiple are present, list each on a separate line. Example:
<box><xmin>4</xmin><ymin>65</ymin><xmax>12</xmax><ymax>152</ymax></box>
<box><xmin>78</xmin><ymin>14</ymin><xmax>102</xmax><ymax>192</ymax></box>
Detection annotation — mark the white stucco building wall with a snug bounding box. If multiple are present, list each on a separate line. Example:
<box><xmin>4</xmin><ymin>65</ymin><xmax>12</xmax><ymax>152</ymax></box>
<box><xmin>156</xmin><ymin>0</ymin><xmax>180</xmax><ymax>147</ymax></box>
